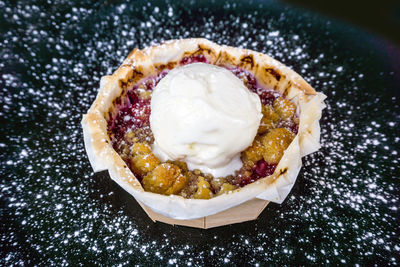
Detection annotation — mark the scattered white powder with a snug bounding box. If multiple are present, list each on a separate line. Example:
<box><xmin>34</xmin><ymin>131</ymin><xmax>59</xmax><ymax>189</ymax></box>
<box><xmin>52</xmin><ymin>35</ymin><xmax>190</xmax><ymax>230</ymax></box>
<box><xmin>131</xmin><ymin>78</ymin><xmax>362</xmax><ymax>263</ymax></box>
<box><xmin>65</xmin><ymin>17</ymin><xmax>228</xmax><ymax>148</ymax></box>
<box><xmin>0</xmin><ymin>0</ymin><xmax>398</xmax><ymax>266</ymax></box>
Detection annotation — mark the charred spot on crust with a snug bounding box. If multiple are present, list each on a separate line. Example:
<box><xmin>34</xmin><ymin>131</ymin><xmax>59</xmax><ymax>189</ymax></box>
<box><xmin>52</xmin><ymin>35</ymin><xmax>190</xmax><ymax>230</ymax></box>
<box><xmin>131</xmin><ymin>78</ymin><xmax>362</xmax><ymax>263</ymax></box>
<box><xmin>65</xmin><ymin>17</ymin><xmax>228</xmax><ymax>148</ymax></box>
<box><xmin>154</xmin><ymin>61</ymin><xmax>177</xmax><ymax>72</ymax></box>
<box><xmin>179</xmin><ymin>45</ymin><xmax>215</xmax><ymax>65</ymax></box>
<box><xmin>240</xmin><ymin>55</ymin><xmax>255</xmax><ymax>68</ymax></box>
<box><xmin>215</xmin><ymin>51</ymin><xmax>236</xmax><ymax>67</ymax></box>
<box><xmin>118</xmin><ymin>68</ymin><xmax>144</xmax><ymax>89</ymax></box>
<box><xmin>132</xmin><ymin>69</ymin><xmax>144</xmax><ymax>80</ymax></box>
<box><xmin>115</xmin><ymin>96</ymin><xmax>121</xmax><ymax>105</ymax></box>
<box><xmin>112</xmin><ymin>96</ymin><xmax>122</xmax><ymax>111</ymax></box>
<box><xmin>196</xmin><ymin>44</ymin><xmax>214</xmax><ymax>57</ymax></box>
<box><xmin>265</xmin><ymin>68</ymin><xmax>281</xmax><ymax>81</ymax></box>
<box><xmin>118</xmin><ymin>79</ymin><xmax>127</xmax><ymax>89</ymax></box>
<box><xmin>282</xmin><ymin>80</ymin><xmax>292</xmax><ymax>97</ymax></box>
<box><xmin>279</xmin><ymin>168</ymin><xmax>288</xmax><ymax>175</ymax></box>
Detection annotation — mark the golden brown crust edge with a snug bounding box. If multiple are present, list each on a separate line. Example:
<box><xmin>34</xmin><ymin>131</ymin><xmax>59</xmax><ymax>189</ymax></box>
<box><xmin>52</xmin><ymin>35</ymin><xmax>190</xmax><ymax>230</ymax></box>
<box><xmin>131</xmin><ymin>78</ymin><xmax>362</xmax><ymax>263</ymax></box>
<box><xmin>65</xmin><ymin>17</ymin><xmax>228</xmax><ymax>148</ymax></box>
<box><xmin>82</xmin><ymin>38</ymin><xmax>326</xmax><ymax>219</ymax></box>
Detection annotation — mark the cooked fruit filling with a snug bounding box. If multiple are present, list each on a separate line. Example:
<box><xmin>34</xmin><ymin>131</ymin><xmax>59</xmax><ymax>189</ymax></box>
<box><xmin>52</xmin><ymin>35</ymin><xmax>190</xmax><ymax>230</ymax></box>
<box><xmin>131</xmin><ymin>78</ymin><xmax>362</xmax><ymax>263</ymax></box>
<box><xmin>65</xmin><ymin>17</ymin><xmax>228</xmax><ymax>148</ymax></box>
<box><xmin>107</xmin><ymin>56</ymin><xmax>298</xmax><ymax>199</ymax></box>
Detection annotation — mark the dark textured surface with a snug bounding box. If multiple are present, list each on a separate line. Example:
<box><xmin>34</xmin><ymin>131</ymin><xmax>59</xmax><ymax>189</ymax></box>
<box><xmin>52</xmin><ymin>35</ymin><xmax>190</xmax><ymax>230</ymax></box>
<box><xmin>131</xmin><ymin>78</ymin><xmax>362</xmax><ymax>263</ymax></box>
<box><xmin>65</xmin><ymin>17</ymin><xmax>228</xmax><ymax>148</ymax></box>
<box><xmin>1</xmin><ymin>0</ymin><xmax>399</xmax><ymax>265</ymax></box>
<box><xmin>283</xmin><ymin>0</ymin><xmax>400</xmax><ymax>47</ymax></box>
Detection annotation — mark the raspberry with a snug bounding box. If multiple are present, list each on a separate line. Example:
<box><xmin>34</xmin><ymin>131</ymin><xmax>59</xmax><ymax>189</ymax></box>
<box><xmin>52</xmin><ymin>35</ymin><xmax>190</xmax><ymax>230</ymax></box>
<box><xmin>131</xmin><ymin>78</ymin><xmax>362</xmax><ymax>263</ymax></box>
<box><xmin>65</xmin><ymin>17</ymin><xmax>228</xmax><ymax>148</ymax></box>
<box><xmin>180</xmin><ymin>54</ymin><xmax>207</xmax><ymax>65</ymax></box>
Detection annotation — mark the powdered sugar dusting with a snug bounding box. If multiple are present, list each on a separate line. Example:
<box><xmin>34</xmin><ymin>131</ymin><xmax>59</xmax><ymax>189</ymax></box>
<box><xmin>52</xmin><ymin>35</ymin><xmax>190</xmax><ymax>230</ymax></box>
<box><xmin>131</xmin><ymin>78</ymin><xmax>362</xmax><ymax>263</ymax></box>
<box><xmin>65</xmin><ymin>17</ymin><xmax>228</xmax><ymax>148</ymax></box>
<box><xmin>0</xmin><ymin>0</ymin><xmax>399</xmax><ymax>265</ymax></box>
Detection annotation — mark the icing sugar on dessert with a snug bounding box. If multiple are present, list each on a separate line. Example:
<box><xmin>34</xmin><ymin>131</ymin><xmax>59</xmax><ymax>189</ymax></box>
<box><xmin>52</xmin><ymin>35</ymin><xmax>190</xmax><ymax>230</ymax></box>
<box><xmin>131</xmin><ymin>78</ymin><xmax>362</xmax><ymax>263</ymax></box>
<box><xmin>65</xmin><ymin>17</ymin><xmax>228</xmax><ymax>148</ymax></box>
<box><xmin>150</xmin><ymin>63</ymin><xmax>262</xmax><ymax>177</ymax></box>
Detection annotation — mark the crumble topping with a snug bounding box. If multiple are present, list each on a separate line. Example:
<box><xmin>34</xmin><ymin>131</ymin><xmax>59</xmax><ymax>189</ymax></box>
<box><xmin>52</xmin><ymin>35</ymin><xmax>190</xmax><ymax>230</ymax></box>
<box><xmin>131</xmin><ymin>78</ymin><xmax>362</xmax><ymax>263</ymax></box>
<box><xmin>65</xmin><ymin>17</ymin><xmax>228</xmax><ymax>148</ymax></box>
<box><xmin>107</xmin><ymin>56</ymin><xmax>298</xmax><ymax>198</ymax></box>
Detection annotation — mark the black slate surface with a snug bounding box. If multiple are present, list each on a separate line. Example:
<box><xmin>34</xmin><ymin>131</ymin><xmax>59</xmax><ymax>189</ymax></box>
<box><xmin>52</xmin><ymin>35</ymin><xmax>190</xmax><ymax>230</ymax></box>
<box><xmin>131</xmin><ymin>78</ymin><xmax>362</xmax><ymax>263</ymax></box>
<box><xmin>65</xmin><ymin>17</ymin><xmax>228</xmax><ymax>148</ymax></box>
<box><xmin>1</xmin><ymin>0</ymin><xmax>399</xmax><ymax>265</ymax></box>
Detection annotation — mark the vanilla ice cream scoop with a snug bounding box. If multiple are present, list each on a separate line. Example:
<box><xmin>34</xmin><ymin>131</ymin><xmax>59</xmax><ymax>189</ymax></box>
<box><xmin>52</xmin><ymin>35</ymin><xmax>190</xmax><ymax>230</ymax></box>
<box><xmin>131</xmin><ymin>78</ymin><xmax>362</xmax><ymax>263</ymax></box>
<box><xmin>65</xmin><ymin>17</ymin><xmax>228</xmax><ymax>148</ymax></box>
<box><xmin>150</xmin><ymin>63</ymin><xmax>262</xmax><ymax>177</ymax></box>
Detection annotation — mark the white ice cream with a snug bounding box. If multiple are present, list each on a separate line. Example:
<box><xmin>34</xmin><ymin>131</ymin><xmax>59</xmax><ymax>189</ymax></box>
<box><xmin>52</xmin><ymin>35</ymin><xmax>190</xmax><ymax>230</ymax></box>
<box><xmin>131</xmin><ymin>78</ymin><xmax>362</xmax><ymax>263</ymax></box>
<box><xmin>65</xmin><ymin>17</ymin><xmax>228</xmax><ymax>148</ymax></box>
<box><xmin>150</xmin><ymin>63</ymin><xmax>262</xmax><ymax>177</ymax></box>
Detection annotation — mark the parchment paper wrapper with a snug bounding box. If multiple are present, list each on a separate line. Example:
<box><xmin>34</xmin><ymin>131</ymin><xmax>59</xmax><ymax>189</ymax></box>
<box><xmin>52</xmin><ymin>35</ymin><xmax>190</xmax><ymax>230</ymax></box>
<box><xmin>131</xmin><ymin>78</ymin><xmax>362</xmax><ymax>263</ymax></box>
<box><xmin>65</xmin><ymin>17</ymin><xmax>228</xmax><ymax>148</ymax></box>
<box><xmin>82</xmin><ymin>38</ymin><xmax>326</xmax><ymax>228</ymax></box>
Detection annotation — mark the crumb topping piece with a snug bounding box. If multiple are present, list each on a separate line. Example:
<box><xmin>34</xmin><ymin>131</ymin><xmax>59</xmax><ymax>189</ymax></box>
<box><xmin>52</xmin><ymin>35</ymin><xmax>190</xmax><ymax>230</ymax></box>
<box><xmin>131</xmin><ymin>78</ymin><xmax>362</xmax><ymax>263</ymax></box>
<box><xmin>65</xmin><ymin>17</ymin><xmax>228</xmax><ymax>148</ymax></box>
<box><xmin>273</xmin><ymin>97</ymin><xmax>296</xmax><ymax>120</ymax></box>
<box><xmin>142</xmin><ymin>163</ymin><xmax>188</xmax><ymax>195</ymax></box>
<box><xmin>258</xmin><ymin>105</ymin><xmax>280</xmax><ymax>134</ymax></box>
<box><xmin>216</xmin><ymin>183</ymin><xmax>237</xmax><ymax>196</ymax></box>
<box><xmin>193</xmin><ymin>177</ymin><xmax>213</xmax><ymax>199</ymax></box>
<box><xmin>129</xmin><ymin>142</ymin><xmax>159</xmax><ymax>177</ymax></box>
<box><xmin>261</xmin><ymin>128</ymin><xmax>295</xmax><ymax>164</ymax></box>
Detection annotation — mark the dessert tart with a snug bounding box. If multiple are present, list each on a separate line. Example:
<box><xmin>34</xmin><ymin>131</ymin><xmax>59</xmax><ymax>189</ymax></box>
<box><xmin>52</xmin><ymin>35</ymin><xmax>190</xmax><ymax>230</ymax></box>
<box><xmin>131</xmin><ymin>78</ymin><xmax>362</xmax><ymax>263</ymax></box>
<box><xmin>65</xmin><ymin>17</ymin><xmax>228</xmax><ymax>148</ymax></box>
<box><xmin>82</xmin><ymin>38</ymin><xmax>326</xmax><ymax>220</ymax></box>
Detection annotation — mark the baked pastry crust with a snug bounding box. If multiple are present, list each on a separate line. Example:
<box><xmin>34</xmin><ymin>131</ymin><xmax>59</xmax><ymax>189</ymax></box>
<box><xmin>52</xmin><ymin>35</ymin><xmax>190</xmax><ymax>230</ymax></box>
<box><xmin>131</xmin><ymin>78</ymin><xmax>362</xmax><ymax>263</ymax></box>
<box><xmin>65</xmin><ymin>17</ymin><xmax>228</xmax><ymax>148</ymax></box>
<box><xmin>82</xmin><ymin>38</ymin><xmax>326</xmax><ymax>219</ymax></box>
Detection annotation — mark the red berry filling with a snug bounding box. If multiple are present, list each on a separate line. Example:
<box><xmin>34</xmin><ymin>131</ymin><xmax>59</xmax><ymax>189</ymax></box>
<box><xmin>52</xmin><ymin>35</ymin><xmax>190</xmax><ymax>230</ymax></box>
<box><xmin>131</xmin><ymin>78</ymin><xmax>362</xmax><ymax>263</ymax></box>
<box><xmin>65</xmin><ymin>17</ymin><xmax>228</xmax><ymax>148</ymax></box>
<box><xmin>180</xmin><ymin>54</ymin><xmax>208</xmax><ymax>65</ymax></box>
<box><xmin>237</xmin><ymin>160</ymin><xmax>278</xmax><ymax>187</ymax></box>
